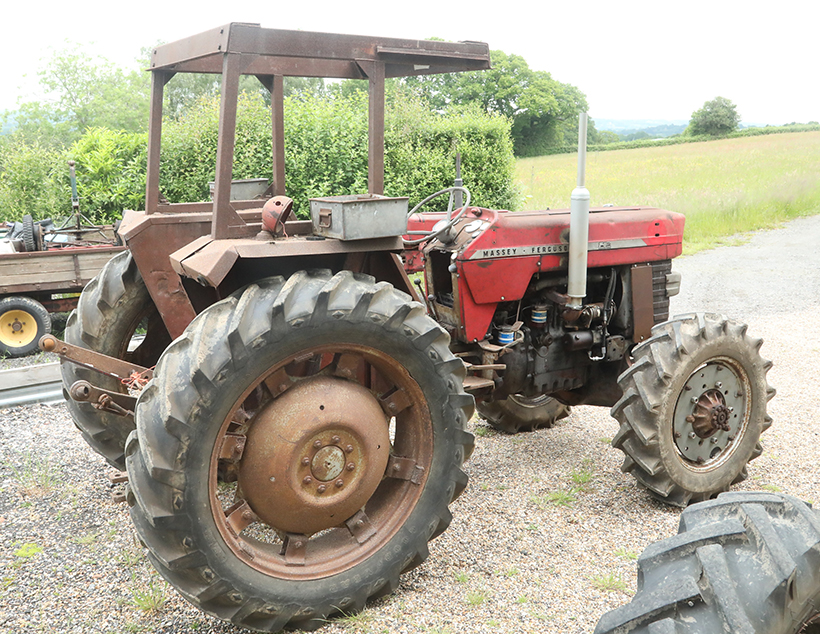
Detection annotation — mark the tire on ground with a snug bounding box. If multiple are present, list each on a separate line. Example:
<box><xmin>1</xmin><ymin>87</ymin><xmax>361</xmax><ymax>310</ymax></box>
<box><xmin>0</xmin><ymin>296</ymin><xmax>51</xmax><ymax>357</ymax></box>
<box><xmin>62</xmin><ymin>250</ymin><xmax>169</xmax><ymax>469</ymax></box>
<box><xmin>611</xmin><ymin>313</ymin><xmax>774</xmax><ymax>506</ymax></box>
<box><xmin>125</xmin><ymin>270</ymin><xmax>475</xmax><ymax>631</ymax></box>
<box><xmin>595</xmin><ymin>491</ymin><xmax>820</xmax><ymax>634</ymax></box>
<box><xmin>477</xmin><ymin>394</ymin><xmax>569</xmax><ymax>433</ymax></box>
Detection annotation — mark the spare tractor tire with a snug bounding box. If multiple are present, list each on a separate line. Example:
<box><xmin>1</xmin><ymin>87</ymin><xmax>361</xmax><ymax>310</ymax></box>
<box><xmin>125</xmin><ymin>270</ymin><xmax>475</xmax><ymax>631</ymax></box>
<box><xmin>62</xmin><ymin>250</ymin><xmax>170</xmax><ymax>469</ymax></box>
<box><xmin>595</xmin><ymin>491</ymin><xmax>820</xmax><ymax>634</ymax></box>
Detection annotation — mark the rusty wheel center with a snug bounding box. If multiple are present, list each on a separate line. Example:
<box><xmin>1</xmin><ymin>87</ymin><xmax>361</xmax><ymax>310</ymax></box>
<box><xmin>238</xmin><ymin>375</ymin><xmax>390</xmax><ymax>536</ymax></box>
<box><xmin>692</xmin><ymin>389</ymin><xmax>731</xmax><ymax>437</ymax></box>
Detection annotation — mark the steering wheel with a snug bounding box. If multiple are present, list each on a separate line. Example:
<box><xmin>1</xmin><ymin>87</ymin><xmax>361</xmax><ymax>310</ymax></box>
<box><xmin>403</xmin><ymin>186</ymin><xmax>471</xmax><ymax>246</ymax></box>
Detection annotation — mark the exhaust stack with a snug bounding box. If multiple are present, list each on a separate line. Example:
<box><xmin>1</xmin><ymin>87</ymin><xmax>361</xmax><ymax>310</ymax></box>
<box><xmin>567</xmin><ymin>113</ymin><xmax>590</xmax><ymax>309</ymax></box>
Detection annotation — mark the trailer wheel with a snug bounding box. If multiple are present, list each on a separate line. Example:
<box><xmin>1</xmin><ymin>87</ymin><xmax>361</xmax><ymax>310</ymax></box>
<box><xmin>21</xmin><ymin>215</ymin><xmax>37</xmax><ymax>252</ymax></box>
<box><xmin>125</xmin><ymin>270</ymin><xmax>474</xmax><ymax>631</ymax></box>
<box><xmin>477</xmin><ymin>395</ymin><xmax>569</xmax><ymax>433</ymax></box>
<box><xmin>594</xmin><ymin>492</ymin><xmax>820</xmax><ymax>634</ymax></box>
<box><xmin>611</xmin><ymin>313</ymin><xmax>774</xmax><ymax>507</ymax></box>
<box><xmin>62</xmin><ymin>250</ymin><xmax>169</xmax><ymax>469</ymax></box>
<box><xmin>0</xmin><ymin>296</ymin><xmax>51</xmax><ymax>357</ymax></box>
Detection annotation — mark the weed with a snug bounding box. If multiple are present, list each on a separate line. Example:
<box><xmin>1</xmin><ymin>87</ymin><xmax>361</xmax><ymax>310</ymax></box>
<box><xmin>474</xmin><ymin>426</ymin><xmax>492</xmax><ymax>437</ymax></box>
<box><xmin>761</xmin><ymin>483</ymin><xmax>782</xmax><ymax>492</ymax></box>
<box><xmin>516</xmin><ymin>595</ymin><xmax>528</xmax><ymax>604</ymax></box>
<box><xmin>487</xmin><ymin>619</ymin><xmax>500</xmax><ymax>626</ymax></box>
<box><xmin>335</xmin><ymin>609</ymin><xmax>375</xmax><ymax>628</ymax></box>
<box><xmin>591</xmin><ymin>573</ymin><xmax>628</xmax><ymax>593</ymax></box>
<box><xmin>14</xmin><ymin>542</ymin><xmax>43</xmax><ymax>558</ymax></box>
<box><xmin>530</xmin><ymin>490</ymin><xmax>576</xmax><ymax>508</ymax></box>
<box><xmin>454</xmin><ymin>571</ymin><xmax>469</xmax><ymax>583</ymax></box>
<box><xmin>465</xmin><ymin>590</ymin><xmax>488</xmax><ymax>606</ymax></box>
<box><xmin>569</xmin><ymin>468</ymin><xmax>594</xmax><ymax>488</ymax></box>
<box><xmin>615</xmin><ymin>547</ymin><xmax>638</xmax><ymax>560</ymax></box>
<box><xmin>504</xmin><ymin>567</ymin><xmax>519</xmax><ymax>578</ymax></box>
<box><xmin>8</xmin><ymin>453</ymin><xmax>60</xmax><ymax>496</ymax></box>
<box><xmin>73</xmin><ymin>533</ymin><xmax>98</xmax><ymax>546</ymax></box>
<box><xmin>130</xmin><ymin>580</ymin><xmax>168</xmax><ymax>613</ymax></box>
<box><xmin>599</xmin><ymin>437</ymin><xmax>612</xmax><ymax>444</ymax></box>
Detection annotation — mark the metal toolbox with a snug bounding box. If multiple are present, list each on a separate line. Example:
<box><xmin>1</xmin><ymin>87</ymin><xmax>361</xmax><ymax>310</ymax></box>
<box><xmin>309</xmin><ymin>194</ymin><xmax>409</xmax><ymax>241</ymax></box>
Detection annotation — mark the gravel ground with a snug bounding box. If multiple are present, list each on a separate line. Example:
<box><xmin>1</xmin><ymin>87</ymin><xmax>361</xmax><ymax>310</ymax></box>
<box><xmin>1</xmin><ymin>216</ymin><xmax>818</xmax><ymax>634</ymax></box>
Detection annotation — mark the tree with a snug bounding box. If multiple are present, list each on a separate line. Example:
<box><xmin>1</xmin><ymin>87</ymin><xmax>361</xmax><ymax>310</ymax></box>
<box><xmin>687</xmin><ymin>96</ymin><xmax>740</xmax><ymax>136</ymax></box>
<box><xmin>398</xmin><ymin>49</ymin><xmax>588</xmax><ymax>157</ymax></box>
<box><xmin>8</xmin><ymin>45</ymin><xmax>151</xmax><ymax>144</ymax></box>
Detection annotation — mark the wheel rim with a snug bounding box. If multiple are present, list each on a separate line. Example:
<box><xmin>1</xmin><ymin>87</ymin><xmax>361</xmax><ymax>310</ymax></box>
<box><xmin>800</xmin><ymin>612</ymin><xmax>820</xmax><ymax>633</ymax></box>
<box><xmin>0</xmin><ymin>309</ymin><xmax>37</xmax><ymax>348</ymax></box>
<box><xmin>672</xmin><ymin>356</ymin><xmax>751</xmax><ymax>471</ymax></box>
<box><xmin>209</xmin><ymin>342</ymin><xmax>433</xmax><ymax>580</ymax></box>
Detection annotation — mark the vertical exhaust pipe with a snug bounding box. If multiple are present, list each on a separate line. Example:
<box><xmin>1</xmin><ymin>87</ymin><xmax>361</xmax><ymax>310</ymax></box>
<box><xmin>567</xmin><ymin>113</ymin><xmax>590</xmax><ymax>309</ymax></box>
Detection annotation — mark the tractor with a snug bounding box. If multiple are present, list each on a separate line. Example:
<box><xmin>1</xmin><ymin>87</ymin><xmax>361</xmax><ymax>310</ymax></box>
<box><xmin>45</xmin><ymin>23</ymin><xmax>773</xmax><ymax>631</ymax></box>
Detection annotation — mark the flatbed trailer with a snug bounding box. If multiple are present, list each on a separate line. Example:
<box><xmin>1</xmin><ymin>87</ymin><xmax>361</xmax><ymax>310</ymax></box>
<box><xmin>0</xmin><ymin>245</ymin><xmax>125</xmax><ymax>356</ymax></box>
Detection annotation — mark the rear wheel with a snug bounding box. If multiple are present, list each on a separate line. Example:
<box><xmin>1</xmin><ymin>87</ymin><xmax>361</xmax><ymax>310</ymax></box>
<box><xmin>62</xmin><ymin>250</ymin><xmax>169</xmax><ymax>469</ymax></box>
<box><xmin>0</xmin><ymin>296</ymin><xmax>51</xmax><ymax>357</ymax></box>
<box><xmin>477</xmin><ymin>395</ymin><xmax>569</xmax><ymax>433</ymax></box>
<box><xmin>125</xmin><ymin>270</ymin><xmax>475</xmax><ymax>631</ymax></box>
<box><xmin>594</xmin><ymin>492</ymin><xmax>820</xmax><ymax>634</ymax></box>
<box><xmin>611</xmin><ymin>313</ymin><xmax>774</xmax><ymax>506</ymax></box>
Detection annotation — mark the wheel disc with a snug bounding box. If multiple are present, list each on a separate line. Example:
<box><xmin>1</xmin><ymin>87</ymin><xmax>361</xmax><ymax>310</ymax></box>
<box><xmin>672</xmin><ymin>356</ymin><xmax>750</xmax><ymax>471</ymax></box>
<box><xmin>209</xmin><ymin>342</ymin><xmax>433</xmax><ymax>580</ymax></box>
<box><xmin>0</xmin><ymin>309</ymin><xmax>37</xmax><ymax>347</ymax></box>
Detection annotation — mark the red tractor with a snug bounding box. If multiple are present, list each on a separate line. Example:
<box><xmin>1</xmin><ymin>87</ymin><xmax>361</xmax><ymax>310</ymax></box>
<box><xmin>45</xmin><ymin>24</ymin><xmax>773</xmax><ymax>631</ymax></box>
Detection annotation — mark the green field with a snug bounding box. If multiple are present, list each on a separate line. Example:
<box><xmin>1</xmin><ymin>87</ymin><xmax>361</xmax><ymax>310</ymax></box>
<box><xmin>516</xmin><ymin>131</ymin><xmax>820</xmax><ymax>253</ymax></box>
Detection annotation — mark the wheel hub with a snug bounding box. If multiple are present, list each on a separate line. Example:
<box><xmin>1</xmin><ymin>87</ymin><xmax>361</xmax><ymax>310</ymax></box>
<box><xmin>238</xmin><ymin>375</ymin><xmax>390</xmax><ymax>535</ymax></box>
<box><xmin>0</xmin><ymin>310</ymin><xmax>34</xmax><ymax>347</ymax></box>
<box><xmin>673</xmin><ymin>359</ymin><xmax>748</xmax><ymax>467</ymax></box>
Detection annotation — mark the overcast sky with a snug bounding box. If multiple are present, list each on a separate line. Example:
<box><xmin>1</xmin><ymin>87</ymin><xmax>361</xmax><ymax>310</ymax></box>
<box><xmin>3</xmin><ymin>0</ymin><xmax>818</xmax><ymax>126</ymax></box>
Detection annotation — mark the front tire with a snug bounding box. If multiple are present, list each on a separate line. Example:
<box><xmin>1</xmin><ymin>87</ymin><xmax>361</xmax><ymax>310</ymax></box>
<box><xmin>477</xmin><ymin>394</ymin><xmax>569</xmax><ymax>433</ymax></box>
<box><xmin>125</xmin><ymin>270</ymin><xmax>475</xmax><ymax>631</ymax></box>
<box><xmin>62</xmin><ymin>251</ymin><xmax>169</xmax><ymax>469</ymax></box>
<box><xmin>611</xmin><ymin>313</ymin><xmax>774</xmax><ymax>506</ymax></box>
<box><xmin>595</xmin><ymin>492</ymin><xmax>820</xmax><ymax>634</ymax></box>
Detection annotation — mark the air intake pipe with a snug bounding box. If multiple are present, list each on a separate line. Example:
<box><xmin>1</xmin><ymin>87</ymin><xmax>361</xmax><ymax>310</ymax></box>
<box><xmin>567</xmin><ymin>113</ymin><xmax>590</xmax><ymax>309</ymax></box>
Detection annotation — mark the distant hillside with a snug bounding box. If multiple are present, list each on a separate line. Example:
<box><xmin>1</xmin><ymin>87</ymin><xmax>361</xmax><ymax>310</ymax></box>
<box><xmin>595</xmin><ymin>118</ymin><xmax>688</xmax><ymax>139</ymax></box>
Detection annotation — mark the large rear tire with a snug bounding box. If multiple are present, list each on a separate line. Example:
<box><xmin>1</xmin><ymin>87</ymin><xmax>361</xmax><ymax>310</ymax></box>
<box><xmin>62</xmin><ymin>251</ymin><xmax>169</xmax><ymax>469</ymax></box>
<box><xmin>125</xmin><ymin>270</ymin><xmax>475</xmax><ymax>631</ymax></box>
<box><xmin>594</xmin><ymin>492</ymin><xmax>820</xmax><ymax>634</ymax></box>
<box><xmin>477</xmin><ymin>394</ymin><xmax>569</xmax><ymax>433</ymax></box>
<box><xmin>611</xmin><ymin>313</ymin><xmax>774</xmax><ymax>506</ymax></box>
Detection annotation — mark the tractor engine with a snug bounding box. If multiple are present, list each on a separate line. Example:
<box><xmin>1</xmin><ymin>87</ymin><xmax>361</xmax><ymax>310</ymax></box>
<box><xmin>407</xmin><ymin>204</ymin><xmax>684</xmax><ymax>408</ymax></box>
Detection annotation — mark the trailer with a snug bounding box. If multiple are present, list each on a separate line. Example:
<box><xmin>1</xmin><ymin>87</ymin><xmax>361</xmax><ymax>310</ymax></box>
<box><xmin>0</xmin><ymin>243</ymin><xmax>124</xmax><ymax>356</ymax></box>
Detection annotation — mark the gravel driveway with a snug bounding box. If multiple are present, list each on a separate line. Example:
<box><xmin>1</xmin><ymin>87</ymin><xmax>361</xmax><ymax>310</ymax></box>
<box><xmin>1</xmin><ymin>216</ymin><xmax>818</xmax><ymax>634</ymax></box>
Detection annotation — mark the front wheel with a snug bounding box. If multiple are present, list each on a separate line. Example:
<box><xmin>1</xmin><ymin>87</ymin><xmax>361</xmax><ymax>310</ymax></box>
<box><xmin>595</xmin><ymin>492</ymin><xmax>820</xmax><ymax>634</ymax></box>
<box><xmin>125</xmin><ymin>270</ymin><xmax>475</xmax><ymax>631</ymax></box>
<box><xmin>611</xmin><ymin>313</ymin><xmax>774</xmax><ymax>506</ymax></box>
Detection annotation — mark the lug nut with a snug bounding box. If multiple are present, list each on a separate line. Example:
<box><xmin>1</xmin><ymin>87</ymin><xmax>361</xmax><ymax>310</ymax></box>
<box><xmin>313</xmin><ymin>440</ymin><xmax>323</xmax><ymax>448</ymax></box>
<box><xmin>317</xmin><ymin>484</ymin><xmax>326</xmax><ymax>493</ymax></box>
<box><xmin>345</xmin><ymin>445</ymin><xmax>354</xmax><ymax>454</ymax></box>
<box><xmin>346</xmin><ymin>462</ymin><xmax>355</xmax><ymax>471</ymax></box>
<box><xmin>715</xmin><ymin>381</ymin><xmax>723</xmax><ymax>388</ymax></box>
<box><xmin>303</xmin><ymin>476</ymin><xmax>313</xmax><ymax>485</ymax></box>
<box><xmin>301</xmin><ymin>457</ymin><xmax>310</xmax><ymax>466</ymax></box>
<box><xmin>335</xmin><ymin>479</ymin><xmax>344</xmax><ymax>488</ymax></box>
<box><xmin>332</xmin><ymin>435</ymin><xmax>341</xmax><ymax>444</ymax></box>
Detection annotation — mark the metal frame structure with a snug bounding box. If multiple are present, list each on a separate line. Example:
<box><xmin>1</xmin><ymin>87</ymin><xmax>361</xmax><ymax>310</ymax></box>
<box><xmin>143</xmin><ymin>23</ymin><xmax>491</xmax><ymax>239</ymax></box>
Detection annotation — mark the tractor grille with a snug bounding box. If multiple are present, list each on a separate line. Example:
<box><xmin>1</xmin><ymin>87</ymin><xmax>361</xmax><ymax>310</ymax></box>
<box><xmin>652</xmin><ymin>260</ymin><xmax>672</xmax><ymax>324</ymax></box>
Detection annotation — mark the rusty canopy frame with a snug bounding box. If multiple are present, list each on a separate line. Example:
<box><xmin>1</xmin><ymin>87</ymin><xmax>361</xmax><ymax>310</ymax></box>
<box><xmin>145</xmin><ymin>23</ymin><xmax>491</xmax><ymax>239</ymax></box>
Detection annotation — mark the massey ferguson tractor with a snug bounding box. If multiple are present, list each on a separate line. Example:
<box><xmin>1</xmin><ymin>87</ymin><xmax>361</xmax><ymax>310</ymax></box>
<box><xmin>44</xmin><ymin>24</ymin><xmax>774</xmax><ymax>631</ymax></box>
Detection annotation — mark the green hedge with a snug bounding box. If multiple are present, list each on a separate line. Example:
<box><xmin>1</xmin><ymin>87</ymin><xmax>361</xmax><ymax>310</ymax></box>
<box><xmin>0</xmin><ymin>91</ymin><xmax>517</xmax><ymax>224</ymax></box>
